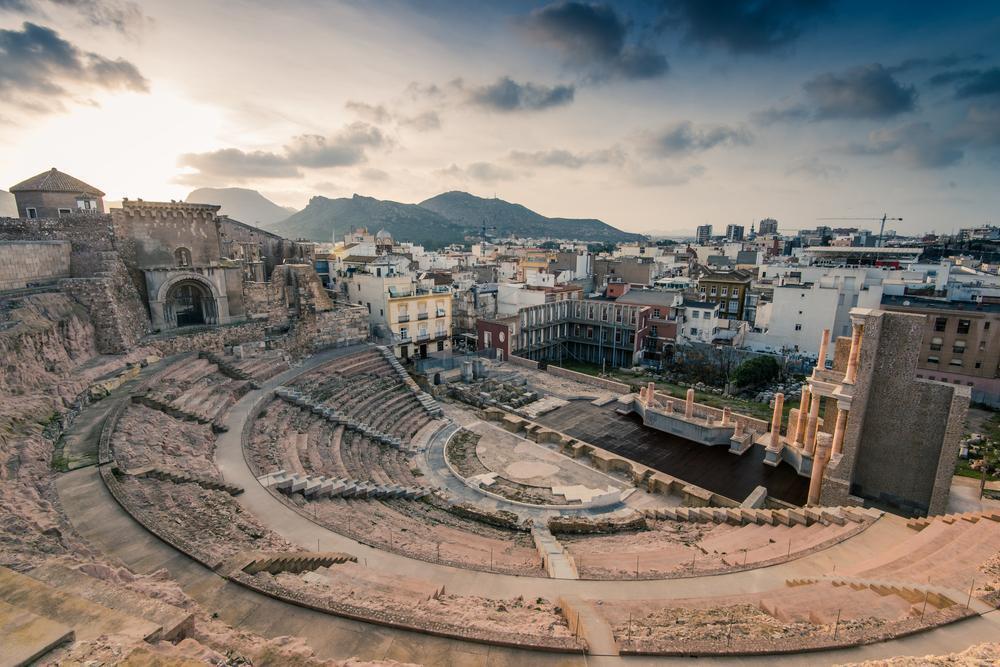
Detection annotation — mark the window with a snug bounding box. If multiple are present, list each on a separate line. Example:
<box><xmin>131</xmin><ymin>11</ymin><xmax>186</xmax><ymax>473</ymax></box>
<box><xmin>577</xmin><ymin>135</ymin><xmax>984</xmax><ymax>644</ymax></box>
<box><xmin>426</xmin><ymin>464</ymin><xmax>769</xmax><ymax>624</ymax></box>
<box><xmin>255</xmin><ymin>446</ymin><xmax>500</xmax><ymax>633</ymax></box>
<box><xmin>953</xmin><ymin>341</ymin><xmax>966</xmax><ymax>354</ymax></box>
<box><xmin>927</xmin><ymin>356</ymin><xmax>939</xmax><ymax>364</ymax></box>
<box><xmin>586</xmin><ymin>327</ymin><xmax>593</xmax><ymax>339</ymax></box>
<box><xmin>930</xmin><ymin>337</ymin><xmax>943</xmax><ymax>351</ymax></box>
<box><xmin>653</xmin><ymin>308</ymin><xmax>661</xmax><ymax>318</ymax></box>
<box><xmin>437</xmin><ymin>341</ymin><xmax>445</xmax><ymax>351</ymax></box>
<box><xmin>949</xmin><ymin>358</ymin><xmax>963</xmax><ymax>367</ymax></box>
<box><xmin>710</xmin><ymin>286</ymin><xmax>717</xmax><ymax>295</ymax></box>
<box><xmin>729</xmin><ymin>299</ymin><xmax>739</xmax><ymax>311</ymax></box>
<box><xmin>692</xmin><ymin>310</ymin><xmax>700</xmax><ymax>319</ymax></box>
<box><xmin>650</xmin><ymin>325</ymin><xmax>658</xmax><ymax>337</ymax></box>
<box><xmin>934</xmin><ymin>317</ymin><xmax>947</xmax><ymax>332</ymax></box>
<box><xmin>794</xmin><ymin>324</ymin><xmax>802</xmax><ymax>331</ymax></box>
<box><xmin>980</xmin><ymin>341</ymin><xmax>987</xmax><ymax>351</ymax></box>
<box><xmin>976</xmin><ymin>361</ymin><xmax>982</xmax><ymax>369</ymax></box>
<box><xmin>690</xmin><ymin>327</ymin><xmax>699</xmax><ymax>335</ymax></box>
<box><xmin>58</xmin><ymin>208</ymin><xmax>71</xmax><ymax>216</ymax></box>
<box><xmin>985</xmin><ymin>322</ymin><xmax>991</xmax><ymax>330</ymax></box>
<box><xmin>721</xmin><ymin>287</ymin><xmax>728</xmax><ymax>296</ymax></box>
<box><xmin>704</xmin><ymin>310</ymin><xmax>712</xmax><ymax>319</ymax></box>
<box><xmin>26</xmin><ymin>207</ymin><xmax>37</xmax><ymax>219</ymax></box>
<box><xmin>400</xmin><ymin>327</ymin><xmax>409</xmax><ymax>340</ymax></box>
<box><xmin>957</xmin><ymin>319</ymin><xmax>970</xmax><ymax>334</ymax></box>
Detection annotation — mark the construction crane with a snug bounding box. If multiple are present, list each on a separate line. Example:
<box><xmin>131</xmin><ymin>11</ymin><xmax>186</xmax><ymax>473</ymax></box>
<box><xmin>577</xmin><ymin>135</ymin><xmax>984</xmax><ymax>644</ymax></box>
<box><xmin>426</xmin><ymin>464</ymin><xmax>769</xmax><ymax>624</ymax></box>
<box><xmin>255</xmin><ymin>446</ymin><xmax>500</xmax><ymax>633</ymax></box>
<box><xmin>817</xmin><ymin>214</ymin><xmax>903</xmax><ymax>248</ymax></box>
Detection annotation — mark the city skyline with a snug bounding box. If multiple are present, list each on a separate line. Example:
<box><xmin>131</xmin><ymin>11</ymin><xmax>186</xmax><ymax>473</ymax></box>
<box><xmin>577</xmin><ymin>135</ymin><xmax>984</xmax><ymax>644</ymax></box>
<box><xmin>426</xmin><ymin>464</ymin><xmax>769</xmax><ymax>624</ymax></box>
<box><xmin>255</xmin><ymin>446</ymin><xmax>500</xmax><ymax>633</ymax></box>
<box><xmin>1</xmin><ymin>0</ymin><xmax>999</xmax><ymax>236</ymax></box>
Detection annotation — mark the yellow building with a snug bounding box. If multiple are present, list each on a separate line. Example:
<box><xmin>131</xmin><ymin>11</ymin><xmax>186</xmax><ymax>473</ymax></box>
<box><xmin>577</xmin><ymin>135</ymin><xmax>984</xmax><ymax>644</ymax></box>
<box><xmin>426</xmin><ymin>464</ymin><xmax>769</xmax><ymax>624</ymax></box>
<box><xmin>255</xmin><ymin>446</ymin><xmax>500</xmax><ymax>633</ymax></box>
<box><xmin>388</xmin><ymin>284</ymin><xmax>452</xmax><ymax>360</ymax></box>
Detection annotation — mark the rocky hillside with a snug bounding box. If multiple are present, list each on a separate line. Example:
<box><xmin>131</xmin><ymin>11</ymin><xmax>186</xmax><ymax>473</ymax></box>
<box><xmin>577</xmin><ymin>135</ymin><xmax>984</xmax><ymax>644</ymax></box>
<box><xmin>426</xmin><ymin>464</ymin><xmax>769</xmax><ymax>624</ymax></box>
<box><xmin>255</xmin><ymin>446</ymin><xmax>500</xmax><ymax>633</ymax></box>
<box><xmin>266</xmin><ymin>190</ymin><xmax>643</xmax><ymax>246</ymax></box>
<box><xmin>419</xmin><ymin>191</ymin><xmax>644</xmax><ymax>243</ymax></box>
<box><xmin>186</xmin><ymin>187</ymin><xmax>294</xmax><ymax>226</ymax></box>
<box><xmin>266</xmin><ymin>194</ymin><xmax>467</xmax><ymax>248</ymax></box>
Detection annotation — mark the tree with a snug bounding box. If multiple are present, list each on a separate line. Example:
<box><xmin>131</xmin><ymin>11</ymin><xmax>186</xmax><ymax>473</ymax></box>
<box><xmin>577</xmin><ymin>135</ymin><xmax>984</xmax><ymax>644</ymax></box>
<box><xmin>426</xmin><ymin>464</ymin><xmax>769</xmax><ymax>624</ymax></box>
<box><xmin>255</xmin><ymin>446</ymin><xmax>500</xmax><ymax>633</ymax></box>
<box><xmin>731</xmin><ymin>355</ymin><xmax>780</xmax><ymax>388</ymax></box>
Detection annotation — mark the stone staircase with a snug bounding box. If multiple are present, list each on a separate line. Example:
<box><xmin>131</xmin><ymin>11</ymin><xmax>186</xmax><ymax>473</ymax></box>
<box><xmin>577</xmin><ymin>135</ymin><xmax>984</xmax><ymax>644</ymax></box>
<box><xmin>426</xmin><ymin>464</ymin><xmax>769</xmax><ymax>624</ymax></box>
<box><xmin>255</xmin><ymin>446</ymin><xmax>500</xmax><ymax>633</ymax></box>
<box><xmin>0</xmin><ymin>564</ymin><xmax>191</xmax><ymax>665</ymax></box>
<box><xmin>784</xmin><ymin>576</ymin><xmax>959</xmax><ymax>610</ymax></box>
<box><xmin>531</xmin><ymin>526</ymin><xmax>579</xmax><ymax>579</ymax></box>
<box><xmin>906</xmin><ymin>510</ymin><xmax>1000</xmax><ymax>531</ymax></box>
<box><xmin>274</xmin><ymin>386</ymin><xmax>415</xmax><ymax>452</ymax></box>
<box><xmin>377</xmin><ymin>346</ymin><xmax>443</xmax><ymax>418</ymax></box>
<box><xmin>643</xmin><ymin>505</ymin><xmax>881</xmax><ymax>528</ymax></box>
<box><xmin>125</xmin><ymin>465</ymin><xmax>244</xmax><ymax>496</ymax></box>
<box><xmin>200</xmin><ymin>350</ymin><xmax>260</xmax><ymax>388</ymax></box>
<box><xmin>260</xmin><ymin>470</ymin><xmax>431</xmax><ymax>501</ymax></box>
<box><xmin>242</xmin><ymin>552</ymin><xmax>356</xmax><ymax>575</ymax></box>
<box><xmin>131</xmin><ymin>392</ymin><xmax>227</xmax><ymax>431</ymax></box>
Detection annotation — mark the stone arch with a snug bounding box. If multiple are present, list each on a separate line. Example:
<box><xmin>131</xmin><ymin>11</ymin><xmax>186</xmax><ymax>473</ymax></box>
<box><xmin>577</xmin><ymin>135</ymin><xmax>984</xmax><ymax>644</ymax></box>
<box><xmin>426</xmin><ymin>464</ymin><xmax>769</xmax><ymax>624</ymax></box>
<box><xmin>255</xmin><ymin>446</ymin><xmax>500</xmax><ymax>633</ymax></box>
<box><xmin>156</xmin><ymin>273</ymin><xmax>222</xmax><ymax>329</ymax></box>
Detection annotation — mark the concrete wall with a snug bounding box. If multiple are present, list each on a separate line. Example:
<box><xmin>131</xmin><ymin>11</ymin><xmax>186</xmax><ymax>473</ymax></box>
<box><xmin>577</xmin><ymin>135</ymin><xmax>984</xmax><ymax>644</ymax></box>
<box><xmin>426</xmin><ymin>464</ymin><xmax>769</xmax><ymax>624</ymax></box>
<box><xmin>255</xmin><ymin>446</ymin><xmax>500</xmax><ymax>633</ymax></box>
<box><xmin>0</xmin><ymin>241</ymin><xmax>70</xmax><ymax>290</ymax></box>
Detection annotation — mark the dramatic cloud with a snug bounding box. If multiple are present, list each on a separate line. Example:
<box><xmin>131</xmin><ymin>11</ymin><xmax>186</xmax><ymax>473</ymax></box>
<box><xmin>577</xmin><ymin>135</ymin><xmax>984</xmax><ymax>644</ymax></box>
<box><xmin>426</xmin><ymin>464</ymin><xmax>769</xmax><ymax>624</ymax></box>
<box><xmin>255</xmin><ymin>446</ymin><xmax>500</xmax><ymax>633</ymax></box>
<box><xmin>345</xmin><ymin>100</ymin><xmax>391</xmax><ymax>124</ymax></box>
<box><xmin>398</xmin><ymin>110</ymin><xmax>440</xmax><ymax>131</ymax></box>
<box><xmin>179</xmin><ymin>122</ymin><xmax>388</xmax><ymax>183</ymax></box>
<box><xmin>928</xmin><ymin>69</ymin><xmax>983</xmax><ymax>87</ymax></box>
<box><xmin>519</xmin><ymin>2</ymin><xmax>668</xmax><ymax>80</ymax></box>
<box><xmin>888</xmin><ymin>53</ymin><xmax>984</xmax><ymax>75</ymax></box>
<box><xmin>508</xmin><ymin>146</ymin><xmax>624</xmax><ymax>168</ymax></box>
<box><xmin>284</xmin><ymin>122</ymin><xmax>385</xmax><ymax>168</ymax></box>
<box><xmin>641</xmin><ymin>121</ymin><xmax>752</xmax><ymax>157</ymax></box>
<box><xmin>468</xmin><ymin>77</ymin><xmax>574</xmax><ymax>112</ymax></box>
<box><xmin>954</xmin><ymin>68</ymin><xmax>1000</xmax><ymax>99</ymax></box>
<box><xmin>0</xmin><ymin>21</ymin><xmax>147</xmax><ymax>110</ymax></box>
<box><xmin>785</xmin><ymin>156</ymin><xmax>845</xmax><ymax>179</ymax></box>
<box><xmin>657</xmin><ymin>0</ymin><xmax>830</xmax><ymax>55</ymax></box>
<box><xmin>846</xmin><ymin>123</ymin><xmax>964</xmax><ymax>169</ymax></box>
<box><xmin>439</xmin><ymin>161</ymin><xmax>516</xmax><ymax>183</ymax></box>
<box><xmin>178</xmin><ymin>148</ymin><xmax>300</xmax><ymax>182</ymax></box>
<box><xmin>751</xmin><ymin>103</ymin><xmax>809</xmax><ymax>126</ymax></box>
<box><xmin>0</xmin><ymin>0</ymin><xmax>146</xmax><ymax>34</ymax></box>
<box><xmin>804</xmin><ymin>64</ymin><xmax>917</xmax><ymax>120</ymax></box>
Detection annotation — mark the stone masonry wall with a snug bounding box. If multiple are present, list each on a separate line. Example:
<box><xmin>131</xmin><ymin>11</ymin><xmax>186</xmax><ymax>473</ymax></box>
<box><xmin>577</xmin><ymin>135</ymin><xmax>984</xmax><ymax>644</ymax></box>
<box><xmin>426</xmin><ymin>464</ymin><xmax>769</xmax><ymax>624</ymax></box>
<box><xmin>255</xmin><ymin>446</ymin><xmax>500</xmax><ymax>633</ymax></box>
<box><xmin>0</xmin><ymin>241</ymin><xmax>70</xmax><ymax>290</ymax></box>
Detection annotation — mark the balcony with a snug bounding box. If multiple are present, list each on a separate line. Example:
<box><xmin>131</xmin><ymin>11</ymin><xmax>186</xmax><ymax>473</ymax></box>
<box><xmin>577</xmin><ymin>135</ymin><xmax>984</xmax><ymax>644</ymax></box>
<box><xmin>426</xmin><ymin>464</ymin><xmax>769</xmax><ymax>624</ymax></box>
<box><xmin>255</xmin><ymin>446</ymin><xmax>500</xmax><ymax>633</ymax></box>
<box><xmin>417</xmin><ymin>312</ymin><xmax>429</xmax><ymax>320</ymax></box>
<box><xmin>417</xmin><ymin>333</ymin><xmax>430</xmax><ymax>342</ymax></box>
<box><xmin>398</xmin><ymin>314</ymin><xmax>410</xmax><ymax>323</ymax></box>
<box><xmin>436</xmin><ymin>308</ymin><xmax>446</xmax><ymax>317</ymax></box>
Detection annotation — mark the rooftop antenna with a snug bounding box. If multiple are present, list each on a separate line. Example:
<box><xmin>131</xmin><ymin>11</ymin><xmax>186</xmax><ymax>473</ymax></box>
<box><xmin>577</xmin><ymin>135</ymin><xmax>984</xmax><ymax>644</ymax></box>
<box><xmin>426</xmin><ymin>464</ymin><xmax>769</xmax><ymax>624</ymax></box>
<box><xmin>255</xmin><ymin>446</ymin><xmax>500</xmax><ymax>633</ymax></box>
<box><xmin>817</xmin><ymin>214</ymin><xmax>903</xmax><ymax>248</ymax></box>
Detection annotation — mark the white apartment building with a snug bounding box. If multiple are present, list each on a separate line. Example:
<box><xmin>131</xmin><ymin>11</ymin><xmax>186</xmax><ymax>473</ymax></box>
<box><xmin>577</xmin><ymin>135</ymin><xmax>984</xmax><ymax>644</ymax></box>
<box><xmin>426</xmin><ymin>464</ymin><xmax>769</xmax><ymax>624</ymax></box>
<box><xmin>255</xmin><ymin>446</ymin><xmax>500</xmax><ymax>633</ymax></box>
<box><xmin>679</xmin><ymin>300</ymin><xmax>721</xmax><ymax>344</ymax></box>
<box><xmin>748</xmin><ymin>271</ymin><xmax>884</xmax><ymax>356</ymax></box>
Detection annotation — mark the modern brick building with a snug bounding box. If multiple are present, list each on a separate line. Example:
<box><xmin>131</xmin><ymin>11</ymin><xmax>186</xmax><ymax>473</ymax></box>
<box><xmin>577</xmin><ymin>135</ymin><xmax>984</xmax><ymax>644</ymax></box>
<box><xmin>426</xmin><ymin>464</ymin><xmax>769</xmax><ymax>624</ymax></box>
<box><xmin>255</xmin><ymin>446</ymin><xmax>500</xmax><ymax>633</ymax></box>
<box><xmin>880</xmin><ymin>294</ymin><xmax>1000</xmax><ymax>404</ymax></box>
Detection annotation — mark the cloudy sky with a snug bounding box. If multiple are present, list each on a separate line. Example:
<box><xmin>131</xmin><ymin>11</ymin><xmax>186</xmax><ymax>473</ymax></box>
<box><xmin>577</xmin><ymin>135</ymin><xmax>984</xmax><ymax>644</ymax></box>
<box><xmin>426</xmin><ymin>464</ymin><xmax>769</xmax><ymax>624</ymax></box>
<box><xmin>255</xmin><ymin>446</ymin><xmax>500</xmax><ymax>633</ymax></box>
<box><xmin>1</xmin><ymin>0</ymin><xmax>998</xmax><ymax>235</ymax></box>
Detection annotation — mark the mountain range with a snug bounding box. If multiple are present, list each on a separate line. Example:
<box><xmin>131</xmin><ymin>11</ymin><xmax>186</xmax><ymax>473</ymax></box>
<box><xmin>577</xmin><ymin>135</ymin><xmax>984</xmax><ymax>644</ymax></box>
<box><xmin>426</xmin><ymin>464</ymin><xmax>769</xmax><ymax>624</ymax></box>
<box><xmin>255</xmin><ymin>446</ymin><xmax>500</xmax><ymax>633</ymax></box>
<box><xmin>258</xmin><ymin>190</ymin><xmax>643</xmax><ymax>247</ymax></box>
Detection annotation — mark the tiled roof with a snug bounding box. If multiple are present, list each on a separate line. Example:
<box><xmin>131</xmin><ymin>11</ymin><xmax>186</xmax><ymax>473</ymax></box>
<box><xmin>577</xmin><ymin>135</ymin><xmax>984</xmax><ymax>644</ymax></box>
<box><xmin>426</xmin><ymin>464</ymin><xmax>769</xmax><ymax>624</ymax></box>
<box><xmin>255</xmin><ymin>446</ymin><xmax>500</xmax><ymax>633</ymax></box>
<box><xmin>9</xmin><ymin>168</ymin><xmax>105</xmax><ymax>196</ymax></box>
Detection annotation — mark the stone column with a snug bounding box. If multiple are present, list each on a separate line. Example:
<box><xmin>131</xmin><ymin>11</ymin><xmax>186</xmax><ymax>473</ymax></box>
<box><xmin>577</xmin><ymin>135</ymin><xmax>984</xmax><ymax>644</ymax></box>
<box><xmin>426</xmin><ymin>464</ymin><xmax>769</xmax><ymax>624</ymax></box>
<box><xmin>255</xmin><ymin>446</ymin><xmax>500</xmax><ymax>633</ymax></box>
<box><xmin>804</xmin><ymin>392</ymin><xmax>821</xmax><ymax>454</ymax></box>
<box><xmin>816</xmin><ymin>328</ymin><xmax>831</xmax><ymax>372</ymax></box>
<box><xmin>685</xmin><ymin>388</ymin><xmax>695</xmax><ymax>419</ymax></box>
<box><xmin>722</xmin><ymin>407</ymin><xmax>732</xmax><ymax>426</ymax></box>
<box><xmin>831</xmin><ymin>407</ymin><xmax>849</xmax><ymax>456</ymax></box>
<box><xmin>843</xmin><ymin>321</ymin><xmax>864</xmax><ymax>384</ymax></box>
<box><xmin>768</xmin><ymin>392</ymin><xmax>785</xmax><ymax>451</ymax></box>
<box><xmin>793</xmin><ymin>387</ymin><xmax>811</xmax><ymax>446</ymax></box>
<box><xmin>646</xmin><ymin>382</ymin><xmax>656</xmax><ymax>406</ymax></box>
<box><xmin>807</xmin><ymin>432</ymin><xmax>833</xmax><ymax>505</ymax></box>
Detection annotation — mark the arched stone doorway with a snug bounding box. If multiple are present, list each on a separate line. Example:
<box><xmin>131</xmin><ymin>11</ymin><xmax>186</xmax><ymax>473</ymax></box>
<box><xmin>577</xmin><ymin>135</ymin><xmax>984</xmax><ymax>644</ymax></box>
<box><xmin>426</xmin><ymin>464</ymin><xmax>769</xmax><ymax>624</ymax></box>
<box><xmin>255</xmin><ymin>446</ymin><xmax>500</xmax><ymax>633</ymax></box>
<box><xmin>164</xmin><ymin>279</ymin><xmax>218</xmax><ymax>328</ymax></box>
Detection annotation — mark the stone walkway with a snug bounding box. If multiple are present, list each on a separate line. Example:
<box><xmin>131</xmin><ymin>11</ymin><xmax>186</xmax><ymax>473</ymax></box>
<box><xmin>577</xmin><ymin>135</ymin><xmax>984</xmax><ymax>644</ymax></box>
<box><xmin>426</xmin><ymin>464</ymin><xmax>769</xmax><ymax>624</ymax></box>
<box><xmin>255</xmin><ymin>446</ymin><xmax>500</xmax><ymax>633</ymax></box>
<box><xmin>55</xmin><ymin>345</ymin><xmax>1000</xmax><ymax>664</ymax></box>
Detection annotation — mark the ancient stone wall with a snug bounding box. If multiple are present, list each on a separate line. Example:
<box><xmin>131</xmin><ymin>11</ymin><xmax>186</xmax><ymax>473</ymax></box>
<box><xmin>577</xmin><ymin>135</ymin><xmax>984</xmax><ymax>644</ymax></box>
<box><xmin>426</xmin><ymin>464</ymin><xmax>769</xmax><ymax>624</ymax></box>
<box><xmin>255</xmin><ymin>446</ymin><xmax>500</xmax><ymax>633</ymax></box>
<box><xmin>0</xmin><ymin>241</ymin><xmax>70</xmax><ymax>290</ymax></box>
<box><xmin>144</xmin><ymin>321</ymin><xmax>269</xmax><ymax>357</ymax></box>
<box><xmin>0</xmin><ymin>217</ymin><xmax>150</xmax><ymax>352</ymax></box>
<box><xmin>822</xmin><ymin>310</ymin><xmax>970</xmax><ymax>515</ymax></box>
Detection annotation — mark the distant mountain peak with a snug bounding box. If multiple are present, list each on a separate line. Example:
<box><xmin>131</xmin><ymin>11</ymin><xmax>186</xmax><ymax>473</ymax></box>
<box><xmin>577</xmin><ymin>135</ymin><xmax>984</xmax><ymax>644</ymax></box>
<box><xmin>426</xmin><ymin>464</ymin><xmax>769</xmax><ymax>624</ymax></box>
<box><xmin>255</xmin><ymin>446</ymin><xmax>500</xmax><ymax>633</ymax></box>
<box><xmin>185</xmin><ymin>187</ymin><xmax>295</xmax><ymax>226</ymax></box>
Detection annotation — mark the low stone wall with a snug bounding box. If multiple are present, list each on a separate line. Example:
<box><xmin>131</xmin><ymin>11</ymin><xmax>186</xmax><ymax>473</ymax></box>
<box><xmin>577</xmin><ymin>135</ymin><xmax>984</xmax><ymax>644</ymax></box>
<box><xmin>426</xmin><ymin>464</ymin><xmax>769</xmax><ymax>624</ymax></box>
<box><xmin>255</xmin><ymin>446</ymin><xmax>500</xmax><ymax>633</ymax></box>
<box><xmin>617</xmin><ymin>604</ymin><xmax>973</xmax><ymax>657</ymax></box>
<box><xmin>230</xmin><ymin>571</ymin><xmax>586</xmax><ymax>654</ymax></box>
<box><xmin>144</xmin><ymin>321</ymin><xmax>269</xmax><ymax>357</ymax></box>
<box><xmin>507</xmin><ymin>354</ymin><xmax>537</xmax><ymax>370</ymax></box>
<box><xmin>549</xmin><ymin>513</ymin><xmax>647</xmax><ymax>535</ymax></box>
<box><xmin>547</xmin><ymin>365</ymin><xmax>631</xmax><ymax>394</ymax></box>
<box><xmin>649</xmin><ymin>389</ymin><xmax>768</xmax><ymax>436</ymax></box>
